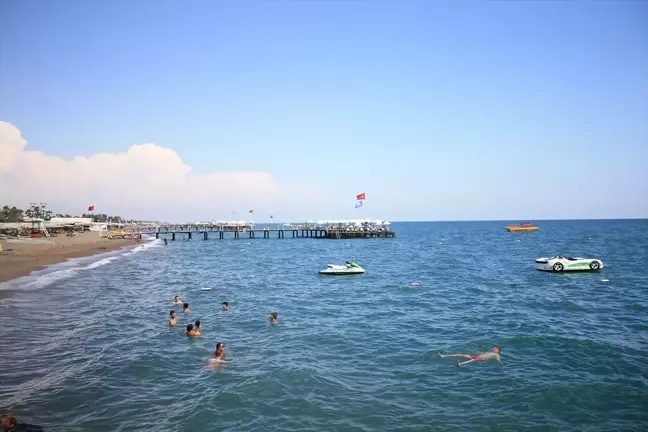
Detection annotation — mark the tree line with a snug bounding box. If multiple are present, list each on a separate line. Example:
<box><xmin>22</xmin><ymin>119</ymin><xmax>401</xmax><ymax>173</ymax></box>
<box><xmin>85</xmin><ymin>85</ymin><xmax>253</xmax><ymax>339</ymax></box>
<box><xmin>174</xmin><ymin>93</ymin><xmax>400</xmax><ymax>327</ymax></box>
<box><xmin>1</xmin><ymin>205</ymin><xmax>128</xmax><ymax>223</ymax></box>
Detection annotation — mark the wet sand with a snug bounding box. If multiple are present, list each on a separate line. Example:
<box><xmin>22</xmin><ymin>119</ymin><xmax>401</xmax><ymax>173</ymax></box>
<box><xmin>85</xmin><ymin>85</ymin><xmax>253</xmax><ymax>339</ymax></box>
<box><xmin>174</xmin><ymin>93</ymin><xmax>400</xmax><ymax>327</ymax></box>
<box><xmin>0</xmin><ymin>233</ymin><xmax>135</xmax><ymax>282</ymax></box>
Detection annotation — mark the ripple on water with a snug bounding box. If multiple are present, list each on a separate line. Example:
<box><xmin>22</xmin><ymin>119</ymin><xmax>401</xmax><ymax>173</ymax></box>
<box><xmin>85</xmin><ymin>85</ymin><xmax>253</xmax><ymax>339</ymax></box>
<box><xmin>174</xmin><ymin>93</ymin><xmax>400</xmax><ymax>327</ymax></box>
<box><xmin>1</xmin><ymin>221</ymin><xmax>648</xmax><ymax>431</ymax></box>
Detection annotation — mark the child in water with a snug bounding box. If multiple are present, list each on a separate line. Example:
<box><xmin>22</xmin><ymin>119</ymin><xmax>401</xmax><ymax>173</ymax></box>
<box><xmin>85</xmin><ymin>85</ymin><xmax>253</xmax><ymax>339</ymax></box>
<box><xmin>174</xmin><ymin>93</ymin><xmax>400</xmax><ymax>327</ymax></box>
<box><xmin>186</xmin><ymin>324</ymin><xmax>200</xmax><ymax>337</ymax></box>
<box><xmin>169</xmin><ymin>311</ymin><xmax>176</xmax><ymax>327</ymax></box>
<box><xmin>438</xmin><ymin>346</ymin><xmax>502</xmax><ymax>367</ymax></box>
<box><xmin>222</xmin><ymin>302</ymin><xmax>229</xmax><ymax>311</ymax></box>
<box><xmin>269</xmin><ymin>312</ymin><xmax>278</xmax><ymax>324</ymax></box>
<box><xmin>183</xmin><ymin>303</ymin><xmax>190</xmax><ymax>313</ymax></box>
<box><xmin>194</xmin><ymin>320</ymin><xmax>201</xmax><ymax>331</ymax></box>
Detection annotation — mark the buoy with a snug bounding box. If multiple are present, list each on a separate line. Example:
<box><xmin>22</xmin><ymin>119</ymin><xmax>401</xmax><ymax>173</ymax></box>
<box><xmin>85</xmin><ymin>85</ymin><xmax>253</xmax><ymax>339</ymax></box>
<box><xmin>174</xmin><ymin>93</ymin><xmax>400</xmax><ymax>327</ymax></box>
<box><xmin>200</xmin><ymin>287</ymin><xmax>213</xmax><ymax>291</ymax></box>
<box><xmin>601</xmin><ymin>279</ymin><xmax>610</xmax><ymax>283</ymax></box>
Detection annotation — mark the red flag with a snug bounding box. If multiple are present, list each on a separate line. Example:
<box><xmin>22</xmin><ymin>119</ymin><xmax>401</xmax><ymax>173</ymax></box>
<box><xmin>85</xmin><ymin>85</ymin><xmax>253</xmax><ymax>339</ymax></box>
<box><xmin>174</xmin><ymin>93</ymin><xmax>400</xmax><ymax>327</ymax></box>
<box><xmin>88</xmin><ymin>205</ymin><xmax>95</xmax><ymax>211</ymax></box>
<box><xmin>356</xmin><ymin>193</ymin><xmax>366</xmax><ymax>201</ymax></box>
<box><xmin>249</xmin><ymin>209</ymin><xmax>254</xmax><ymax>213</ymax></box>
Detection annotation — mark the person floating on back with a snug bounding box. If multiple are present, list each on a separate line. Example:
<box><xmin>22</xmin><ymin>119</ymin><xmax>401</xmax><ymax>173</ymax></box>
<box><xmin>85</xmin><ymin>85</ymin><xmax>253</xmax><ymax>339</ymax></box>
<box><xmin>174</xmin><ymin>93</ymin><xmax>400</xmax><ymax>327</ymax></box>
<box><xmin>269</xmin><ymin>312</ymin><xmax>278</xmax><ymax>324</ymax></box>
<box><xmin>183</xmin><ymin>303</ymin><xmax>190</xmax><ymax>313</ymax></box>
<box><xmin>186</xmin><ymin>323</ymin><xmax>200</xmax><ymax>337</ymax></box>
<box><xmin>169</xmin><ymin>311</ymin><xmax>176</xmax><ymax>327</ymax></box>
<box><xmin>222</xmin><ymin>302</ymin><xmax>229</xmax><ymax>311</ymax></box>
<box><xmin>438</xmin><ymin>346</ymin><xmax>502</xmax><ymax>367</ymax></box>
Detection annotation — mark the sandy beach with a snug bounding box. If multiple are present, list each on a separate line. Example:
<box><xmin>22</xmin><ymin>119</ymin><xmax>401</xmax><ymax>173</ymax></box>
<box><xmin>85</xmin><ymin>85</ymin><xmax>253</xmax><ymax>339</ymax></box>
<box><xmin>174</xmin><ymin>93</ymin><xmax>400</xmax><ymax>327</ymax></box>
<box><xmin>0</xmin><ymin>233</ymin><xmax>135</xmax><ymax>282</ymax></box>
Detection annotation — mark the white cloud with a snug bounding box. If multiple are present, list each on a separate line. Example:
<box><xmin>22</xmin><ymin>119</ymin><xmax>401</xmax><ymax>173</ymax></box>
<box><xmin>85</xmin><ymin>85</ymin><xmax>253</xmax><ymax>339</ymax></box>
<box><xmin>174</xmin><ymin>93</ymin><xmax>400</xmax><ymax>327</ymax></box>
<box><xmin>0</xmin><ymin>121</ymin><xmax>333</xmax><ymax>221</ymax></box>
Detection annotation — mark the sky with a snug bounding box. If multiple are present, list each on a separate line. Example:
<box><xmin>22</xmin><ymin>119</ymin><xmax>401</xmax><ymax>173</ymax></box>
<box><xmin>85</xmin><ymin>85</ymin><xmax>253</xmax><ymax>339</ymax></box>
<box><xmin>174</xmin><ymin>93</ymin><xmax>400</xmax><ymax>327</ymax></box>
<box><xmin>1</xmin><ymin>0</ymin><xmax>647</xmax><ymax>222</ymax></box>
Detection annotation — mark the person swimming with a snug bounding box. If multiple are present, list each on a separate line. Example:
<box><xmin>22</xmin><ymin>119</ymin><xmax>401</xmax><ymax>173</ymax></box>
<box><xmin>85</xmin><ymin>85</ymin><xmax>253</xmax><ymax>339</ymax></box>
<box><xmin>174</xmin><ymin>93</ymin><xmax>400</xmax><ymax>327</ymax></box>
<box><xmin>269</xmin><ymin>312</ymin><xmax>278</xmax><ymax>324</ymax></box>
<box><xmin>438</xmin><ymin>346</ymin><xmax>502</xmax><ymax>367</ymax></box>
<box><xmin>186</xmin><ymin>323</ymin><xmax>200</xmax><ymax>337</ymax></box>
<box><xmin>222</xmin><ymin>302</ymin><xmax>229</xmax><ymax>311</ymax></box>
<box><xmin>183</xmin><ymin>303</ymin><xmax>190</xmax><ymax>313</ymax></box>
<box><xmin>212</xmin><ymin>342</ymin><xmax>225</xmax><ymax>361</ymax></box>
<box><xmin>173</xmin><ymin>296</ymin><xmax>182</xmax><ymax>305</ymax></box>
<box><xmin>1</xmin><ymin>412</ymin><xmax>18</xmax><ymax>431</ymax></box>
<box><xmin>169</xmin><ymin>311</ymin><xmax>176</xmax><ymax>327</ymax></box>
<box><xmin>194</xmin><ymin>320</ymin><xmax>201</xmax><ymax>331</ymax></box>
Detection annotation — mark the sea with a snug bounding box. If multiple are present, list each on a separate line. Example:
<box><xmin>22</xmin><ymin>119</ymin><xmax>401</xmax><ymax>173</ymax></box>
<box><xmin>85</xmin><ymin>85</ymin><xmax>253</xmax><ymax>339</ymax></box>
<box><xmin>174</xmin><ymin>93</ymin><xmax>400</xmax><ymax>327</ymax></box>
<box><xmin>1</xmin><ymin>220</ymin><xmax>647</xmax><ymax>432</ymax></box>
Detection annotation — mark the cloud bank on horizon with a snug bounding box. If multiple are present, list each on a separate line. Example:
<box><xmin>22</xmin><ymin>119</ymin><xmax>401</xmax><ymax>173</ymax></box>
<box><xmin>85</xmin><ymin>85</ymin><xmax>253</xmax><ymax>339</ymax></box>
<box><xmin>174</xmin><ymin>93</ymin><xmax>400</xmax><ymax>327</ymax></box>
<box><xmin>1</xmin><ymin>120</ymin><xmax>647</xmax><ymax>222</ymax></box>
<box><xmin>0</xmin><ymin>121</ymin><xmax>334</xmax><ymax>221</ymax></box>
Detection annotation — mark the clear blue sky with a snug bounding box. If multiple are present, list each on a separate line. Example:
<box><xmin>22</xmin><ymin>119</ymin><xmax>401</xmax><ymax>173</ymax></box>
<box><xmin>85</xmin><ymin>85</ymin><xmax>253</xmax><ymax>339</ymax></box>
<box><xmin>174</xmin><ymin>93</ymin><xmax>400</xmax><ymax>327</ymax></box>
<box><xmin>1</xmin><ymin>0</ymin><xmax>647</xmax><ymax>221</ymax></box>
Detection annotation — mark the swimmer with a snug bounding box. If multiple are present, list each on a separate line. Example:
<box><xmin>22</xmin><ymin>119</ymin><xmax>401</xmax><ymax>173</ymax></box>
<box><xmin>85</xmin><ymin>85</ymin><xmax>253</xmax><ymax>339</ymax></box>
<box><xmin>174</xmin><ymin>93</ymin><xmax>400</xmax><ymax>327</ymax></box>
<box><xmin>169</xmin><ymin>311</ymin><xmax>176</xmax><ymax>327</ymax></box>
<box><xmin>212</xmin><ymin>342</ymin><xmax>225</xmax><ymax>361</ymax></box>
<box><xmin>194</xmin><ymin>320</ymin><xmax>201</xmax><ymax>331</ymax></box>
<box><xmin>173</xmin><ymin>296</ymin><xmax>182</xmax><ymax>305</ymax></box>
<box><xmin>222</xmin><ymin>302</ymin><xmax>229</xmax><ymax>311</ymax></box>
<box><xmin>202</xmin><ymin>343</ymin><xmax>227</xmax><ymax>369</ymax></box>
<box><xmin>186</xmin><ymin>323</ymin><xmax>200</xmax><ymax>337</ymax></box>
<box><xmin>1</xmin><ymin>412</ymin><xmax>17</xmax><ymax>431</ymax></box>
<box><xmin>439</xmin><ymin>346</ymin><xmax>501</xmax><ymax>367</ymax></box>
<box><xmin>183</xmin><ymin>303</ymin><xmax>190</xmax><ymax>313</ymax></box>
<box><xmin>269</xmin><ymin>312</ymin><xmax>278</xmax><ymax>324</ymax></box>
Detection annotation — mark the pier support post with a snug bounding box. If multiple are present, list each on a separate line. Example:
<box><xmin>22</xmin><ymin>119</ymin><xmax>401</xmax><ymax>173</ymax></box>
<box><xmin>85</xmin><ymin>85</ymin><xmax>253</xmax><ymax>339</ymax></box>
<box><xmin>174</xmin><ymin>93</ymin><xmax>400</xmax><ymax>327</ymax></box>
<box><xmin>204</xmin><ymin>232</ymin><xmax>208</xmax><ymax>240</ymax></box>
<box><xmin>188</xmin><ymin>232</ymin><xmax>192</xmax><ymax>240</ymax></box>
<box><xmin>235</xmin><ymin>231</ymin><xmax>239</xmax><ymax>239</ymax></box>
<box><xmin>172</xmin><ymin>232</ymin><xmax>176</xmax><ymax>241</ymax></box>
<box><xmin>219</xmin><ymin>231</ymin><xmax>224</xmax><ymax>240</ymax></box>
<box><xmin>156</xmin><ymin>232</ymin><xmax>159</xmax><ymax>239</ymax></box>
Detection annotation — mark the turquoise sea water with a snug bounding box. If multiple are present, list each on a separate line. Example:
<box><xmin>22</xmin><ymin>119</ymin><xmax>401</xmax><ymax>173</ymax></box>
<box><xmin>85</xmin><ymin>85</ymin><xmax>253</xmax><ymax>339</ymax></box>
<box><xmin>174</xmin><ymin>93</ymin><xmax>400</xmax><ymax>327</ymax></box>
<box><xmin>1</xmin><ymin>220</ymin><xmax>647</xmax><ymax>431</ymax></box>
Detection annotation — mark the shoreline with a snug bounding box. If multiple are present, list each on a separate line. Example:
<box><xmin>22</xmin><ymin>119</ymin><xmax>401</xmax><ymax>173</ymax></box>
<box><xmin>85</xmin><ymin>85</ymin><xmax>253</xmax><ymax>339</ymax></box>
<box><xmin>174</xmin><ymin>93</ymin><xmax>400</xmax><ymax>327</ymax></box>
<box><xmin>0</xmin><ymin>233</ymin><xmax>137</xmax><ymax>283</ymax></box>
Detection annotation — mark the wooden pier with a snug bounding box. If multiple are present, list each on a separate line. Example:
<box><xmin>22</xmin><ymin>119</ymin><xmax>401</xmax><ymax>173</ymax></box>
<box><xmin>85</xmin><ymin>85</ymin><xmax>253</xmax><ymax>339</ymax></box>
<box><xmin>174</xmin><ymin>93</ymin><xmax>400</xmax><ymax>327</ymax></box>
<box><xmin>137</xmin><ymin>226</ymin><xmax>395</xmax><ymax>241</ymax></box>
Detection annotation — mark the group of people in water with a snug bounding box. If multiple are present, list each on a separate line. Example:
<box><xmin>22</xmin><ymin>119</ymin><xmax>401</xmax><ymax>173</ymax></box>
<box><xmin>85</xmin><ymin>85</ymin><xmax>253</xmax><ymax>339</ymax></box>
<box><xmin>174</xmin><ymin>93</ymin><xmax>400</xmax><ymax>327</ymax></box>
<box><xmin>168</xmin><ymin>295</ymin><xmax>279</xmax><ymax>366</ymax></box>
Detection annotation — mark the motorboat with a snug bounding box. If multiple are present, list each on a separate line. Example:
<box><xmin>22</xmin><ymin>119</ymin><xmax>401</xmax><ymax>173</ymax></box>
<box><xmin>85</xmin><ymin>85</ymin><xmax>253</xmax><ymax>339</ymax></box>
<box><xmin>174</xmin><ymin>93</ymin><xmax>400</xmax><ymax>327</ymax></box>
<box><xmin>506</xmin><ymin>222</ymin><xmax>539</xmax><ymax>232</ymax></box>
<box><xmin>319</xmin><ymin>261</ymin><xmax>365</xmax><ymax>275</ymax></box>
<box><xmin>535</xmin><ymin>256</ymin><xmax>603</xmax><ymax>272</ymax></box>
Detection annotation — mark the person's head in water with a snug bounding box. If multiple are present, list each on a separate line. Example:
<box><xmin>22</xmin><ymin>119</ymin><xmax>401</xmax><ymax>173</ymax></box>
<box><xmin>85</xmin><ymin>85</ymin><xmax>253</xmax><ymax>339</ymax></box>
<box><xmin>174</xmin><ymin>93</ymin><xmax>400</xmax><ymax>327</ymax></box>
<box><xmin>174</xmin><ymin>296</ymin><xmax>180</xmax><ymax>302</ymax></box>
<box><xmin>183</xmin><ymin>303</ymin><xmax>190</xmax><ymax>312</ymax></box>
<box><xmin>215</xmin><ymin>342</ymin><xmax>225</xmax><ymax>356</ymax></box>
<box><xmin>222</xmin><ymin>302</ymin><xmax>229</xmax><ymax>311</ymax></box>
<box><xmin>492</xmin><ymin>345</ymin><xmax>501</xmax><ymax>354</ymax></box>
<box><xmin>194</xmin><ymin>320</ymin><xmax>201</xmax><ymax>329</ymax></box>
<box><xmin>1</xmin><ymin>412</ymin><xmax>18</xmax><ymax>430</ymax></box>
<box><xmin>186</xmin><ymin>323</ymin><xmax>193</xmax><ymax>334</ymax></box>
<box><xmin>269</xmin><ymin>312</ymin><xmax>278</xmax><ymax>323</ymax></box>
<box><xmin>170</xmin><ymin>311</ymin><xmax>176</xmax><ymax>318</ymax></box>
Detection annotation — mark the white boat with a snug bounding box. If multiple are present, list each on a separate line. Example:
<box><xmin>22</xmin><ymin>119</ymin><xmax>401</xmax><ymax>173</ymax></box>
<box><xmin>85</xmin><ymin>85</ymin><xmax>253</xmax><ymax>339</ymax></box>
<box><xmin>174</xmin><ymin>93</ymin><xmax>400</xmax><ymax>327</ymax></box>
<box><xmin>535</xmin><ymin>256</ymin><xmax>603</xmax><ymax>272</ymax></box>
<box><xmin>319</xmin><ymin>261</ymin><xmax>365</xmax><ymax>275</ymax></box>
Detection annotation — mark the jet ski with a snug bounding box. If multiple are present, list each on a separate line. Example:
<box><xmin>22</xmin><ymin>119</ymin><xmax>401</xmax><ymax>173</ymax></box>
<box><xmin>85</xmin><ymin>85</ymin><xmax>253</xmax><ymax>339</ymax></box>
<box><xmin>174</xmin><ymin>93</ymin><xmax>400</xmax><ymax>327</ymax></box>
<box><xmin>319</xmin><ymin>261</ymin><xmax>365</xmax><ymax>275</ymax></box>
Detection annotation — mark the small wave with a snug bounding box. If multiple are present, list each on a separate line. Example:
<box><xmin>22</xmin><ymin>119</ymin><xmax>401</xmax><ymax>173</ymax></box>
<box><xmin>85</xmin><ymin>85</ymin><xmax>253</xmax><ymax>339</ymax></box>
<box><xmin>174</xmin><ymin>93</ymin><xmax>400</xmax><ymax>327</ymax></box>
<box><xmin>556</xmin><ymin>301</ymin><xmax>584</xmax><ymax>310</ymax></box>
<box><xmin>0</xmin><ymin>237</ymin><xmax>162</xmax><ymax>291</ymax></box>
<box><xmin>121</xmin><ymin>237</ymin><xmax>164</xmax><ymax>256</ymax></box>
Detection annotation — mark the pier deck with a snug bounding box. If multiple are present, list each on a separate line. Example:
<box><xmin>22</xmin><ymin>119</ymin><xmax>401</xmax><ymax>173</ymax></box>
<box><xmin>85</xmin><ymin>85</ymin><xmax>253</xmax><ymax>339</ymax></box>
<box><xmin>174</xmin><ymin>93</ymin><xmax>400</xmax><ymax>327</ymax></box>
<box><xmin>137</xmin><ymin>226</ymin><xmax>395</xmax><ymax>241</ymax></box>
